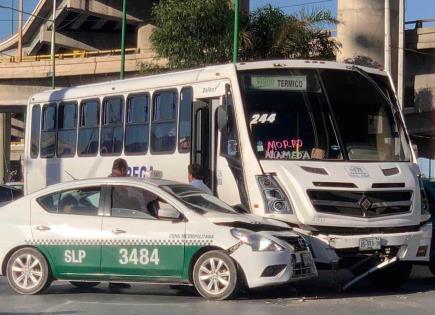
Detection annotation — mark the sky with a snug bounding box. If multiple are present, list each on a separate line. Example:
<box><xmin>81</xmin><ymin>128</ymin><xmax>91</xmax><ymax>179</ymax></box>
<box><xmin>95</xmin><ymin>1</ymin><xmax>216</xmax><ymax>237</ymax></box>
<box><xmin>0</xmin><ymin>0</ymin><xmax>434</xmax><ymax>41</ymax></box>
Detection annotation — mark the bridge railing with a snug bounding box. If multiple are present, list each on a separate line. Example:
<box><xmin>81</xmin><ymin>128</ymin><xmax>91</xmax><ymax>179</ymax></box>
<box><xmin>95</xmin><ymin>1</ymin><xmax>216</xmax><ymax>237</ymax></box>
<box><xmin>0</xmin><ymin>47</ymin><xmax>141</xmax><ymax>63</ymax></box>
<box><xmin>405</xmin><ymin>18</ymin><xmax>435</xmax><ymax>29</ymax></box>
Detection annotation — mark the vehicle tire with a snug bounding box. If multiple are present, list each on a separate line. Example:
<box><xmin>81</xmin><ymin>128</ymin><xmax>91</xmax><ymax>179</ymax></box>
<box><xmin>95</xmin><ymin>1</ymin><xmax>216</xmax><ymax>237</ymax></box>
<box><xmin>169</xmin><ymin>285</ymin><xmax>198</xmax><ymax>295</ymax></box>
<box><xmin>6</xmin><ymin>247</ymin><xmax>51</xmax><ymax>295</ymax></box>
<box><xmin>192</xmin><ymin>250</ymin><xmax>239</xmax><ymax>300</ymax></box>
<box><xmin>70</xmin><ymin>281</ymin><xmax>101</xmax><ymax>288</ymax></box>
<box><xmin>368</xmin><ymin>261</ymin><xmax>412</xmax><ymax>289</ymax></box>
<box><xmin>429</xmin><ymin>261</ymin><xmax>435</xmax><ymax>277</ymax></box>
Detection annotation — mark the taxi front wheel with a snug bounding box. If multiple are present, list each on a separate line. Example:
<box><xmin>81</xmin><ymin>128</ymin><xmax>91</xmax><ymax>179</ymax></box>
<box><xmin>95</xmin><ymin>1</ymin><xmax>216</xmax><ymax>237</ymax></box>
<box><xmin>192</xmin><ymin>250</ymin><xmax>239</xmax><ymax>300</ymax></box>
<box><xmin>6</xmin><ymin>248</ymin><xmax>51</xmax><ymax>295</ymax></box>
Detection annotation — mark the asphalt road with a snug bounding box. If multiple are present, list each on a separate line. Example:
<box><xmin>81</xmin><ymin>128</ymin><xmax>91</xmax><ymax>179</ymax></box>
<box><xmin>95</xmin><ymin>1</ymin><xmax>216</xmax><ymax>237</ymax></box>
<box><xmin>0</xmin><ymin>266</ymin><xmax>434</xmax><ymax>315</ymax></box>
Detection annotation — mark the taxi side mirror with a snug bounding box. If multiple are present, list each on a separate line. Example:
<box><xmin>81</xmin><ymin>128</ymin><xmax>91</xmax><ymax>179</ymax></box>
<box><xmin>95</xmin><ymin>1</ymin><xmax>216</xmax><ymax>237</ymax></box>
<box><xmin>158</xmin><ymin>207</ymin><xmax>183</xmax><ymax>221</ymax></box>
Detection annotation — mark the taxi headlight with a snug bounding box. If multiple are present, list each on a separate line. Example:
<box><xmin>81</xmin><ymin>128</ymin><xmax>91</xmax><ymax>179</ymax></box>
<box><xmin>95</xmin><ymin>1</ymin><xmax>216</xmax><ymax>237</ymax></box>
<box><xmin>231</xmin><ymin>228</ymin><xmax>284</xmax><ymax>252</ymax></box>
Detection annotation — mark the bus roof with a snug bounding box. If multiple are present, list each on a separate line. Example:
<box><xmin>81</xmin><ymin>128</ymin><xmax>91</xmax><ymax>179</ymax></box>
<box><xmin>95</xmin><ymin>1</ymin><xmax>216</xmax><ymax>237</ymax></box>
<box><xmin>29</xmin><ymin>59</ymin><xmax>388</xmax><ymax>104</ymax></box>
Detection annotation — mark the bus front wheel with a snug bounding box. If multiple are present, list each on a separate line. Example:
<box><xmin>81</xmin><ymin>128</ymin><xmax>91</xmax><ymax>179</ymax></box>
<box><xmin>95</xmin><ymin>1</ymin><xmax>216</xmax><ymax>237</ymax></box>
<box><xmin>368</xmin><ymin>261</ymin><xmax>412</xmax><ymax>289</ymax></box>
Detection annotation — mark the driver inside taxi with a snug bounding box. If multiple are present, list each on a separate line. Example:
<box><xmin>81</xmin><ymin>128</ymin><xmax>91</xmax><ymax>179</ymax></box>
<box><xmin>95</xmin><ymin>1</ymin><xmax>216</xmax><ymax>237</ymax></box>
<box><xmin>59</xmin><ymin>195</ymin><xmax>77</xmax><ymax>214</ymax></box>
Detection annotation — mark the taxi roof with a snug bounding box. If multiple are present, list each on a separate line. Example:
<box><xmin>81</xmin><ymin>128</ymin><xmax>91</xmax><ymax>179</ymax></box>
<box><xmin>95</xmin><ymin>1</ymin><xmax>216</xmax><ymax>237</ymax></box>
<box><xmin>31</xmin><ymin>177</ymin><xmax>183</xmax><ymax>195</ymax></box>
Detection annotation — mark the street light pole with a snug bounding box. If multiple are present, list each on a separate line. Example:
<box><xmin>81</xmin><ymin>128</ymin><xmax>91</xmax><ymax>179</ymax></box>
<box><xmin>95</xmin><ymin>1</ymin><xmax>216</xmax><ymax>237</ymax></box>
<box><xmin>17</xmin><ymin>0</ymin><xmax>23</xmax><ymax>62</ymax></box>
<box><xmin>233</xmin><ymin>0</ymin><xmax>239</xmax><ymax>64</ymax></box>
<box><xmin>51</xmin><ymin>0</ymin><xmax>56</xmax><ymax>89</ymax></box>
<box><xmin>120</xmin><ymin>0</ymin><xmax>127</xmax><ymax>80</ymax></box>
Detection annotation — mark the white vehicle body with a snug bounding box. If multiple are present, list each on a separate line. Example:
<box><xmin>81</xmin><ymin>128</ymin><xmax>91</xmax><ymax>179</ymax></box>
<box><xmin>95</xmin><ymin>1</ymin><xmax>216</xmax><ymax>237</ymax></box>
<box><xmin>0</xmin><ymin>177</ymin><xmax>316</xmax><ymax>295</ymax></box>
<box><xmin>24</xmin><ymin>60</ymin><xmax>432</xmax><ymax>271</ymax></box>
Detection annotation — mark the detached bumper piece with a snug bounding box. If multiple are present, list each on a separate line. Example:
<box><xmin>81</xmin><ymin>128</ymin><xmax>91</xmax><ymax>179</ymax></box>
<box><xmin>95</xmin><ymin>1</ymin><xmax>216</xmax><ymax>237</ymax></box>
<box><xmin>291</xmin><ymin>252</ymin><xmax>316</xmax><ymax>279</ymax></box>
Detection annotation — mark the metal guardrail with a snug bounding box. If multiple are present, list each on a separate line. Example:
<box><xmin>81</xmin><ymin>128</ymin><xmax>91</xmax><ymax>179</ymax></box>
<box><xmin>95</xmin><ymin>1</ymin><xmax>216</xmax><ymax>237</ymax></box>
<box><xmin>0</xmin><ymin>48</ymin><xmax>140</xmax><ymax>63</ymax></box>
<box><xmin>405</xmin><ymin>18</ymin><xmax>435</xmax><ymax>29</ymax></box>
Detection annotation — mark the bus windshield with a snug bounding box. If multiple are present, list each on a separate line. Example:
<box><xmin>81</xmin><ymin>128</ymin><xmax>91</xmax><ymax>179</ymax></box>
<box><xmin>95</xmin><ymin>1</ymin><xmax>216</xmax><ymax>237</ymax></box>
<box><xmin>238</xmin><ymin>68</ymin><xmax>411</xmax><ymax>162</ymax></box>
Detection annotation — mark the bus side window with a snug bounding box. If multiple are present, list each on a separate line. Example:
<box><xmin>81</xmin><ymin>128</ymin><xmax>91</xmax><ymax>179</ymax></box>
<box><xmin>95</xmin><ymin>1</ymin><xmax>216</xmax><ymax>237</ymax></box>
<box><xmin>125</xmin><ymin>93</ymin><xmax>150</xmax><ymax>154</ymax></box>
<box><xmin>78</xmin><ymin>99</ymin><xmax>100</xmax><ymax>156</ymax></box>
<box><xmin>101</xmin><ymin>96</ymin><xmax>124</xmax><ymax>155</ymax></box>
<box><xmin>57</xmin><ymin>101</ymin><xmax>77</xmax><ymax>158</ymax></box>
<box><xmin>30</xmin><ymin>105</ymin><xmax>41</xmax><ymax>159</ymax></box>
<box><xmin>221</xmin><ymin>91</ymin><xmax>240</xmax><ymax>158</ymax></box>
<box><xmin>41</xmin><ymin>103</ymin><xmax>57</xmax><ymax>158</ymax></box>
<box><xmin>151</xmin><ymin>90</ymin><xmax>178</xmax><ymax>154</ymax></box>
<box><xmin>178</xmin><ymin>87</ymin><xmax>193</xmax><ymax>153</ymax></box>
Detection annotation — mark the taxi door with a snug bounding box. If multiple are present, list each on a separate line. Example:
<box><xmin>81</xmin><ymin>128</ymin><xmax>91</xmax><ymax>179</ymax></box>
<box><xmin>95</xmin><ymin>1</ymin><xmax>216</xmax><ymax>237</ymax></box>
<box><xmin>100</xmin><ymin>185</ymin><xmax>186</xmax><ymax>279</ymax></box>
<box><xmin>30</xmin><ymin>186</ymin><xmax>104</xmax><ymax>276</ymax></box>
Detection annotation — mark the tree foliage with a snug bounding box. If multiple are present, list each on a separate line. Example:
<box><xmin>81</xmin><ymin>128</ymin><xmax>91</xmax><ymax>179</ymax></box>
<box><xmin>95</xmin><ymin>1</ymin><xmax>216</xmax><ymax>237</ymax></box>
<box><xmin>150</xmin><ymin>1</ymin><xmax>340</xmax><ymax>69</ymax></box>
<box><xmin>150</xmin><ymin>0</ymin><xmax>233</xmax><ymax>69</ymax></box>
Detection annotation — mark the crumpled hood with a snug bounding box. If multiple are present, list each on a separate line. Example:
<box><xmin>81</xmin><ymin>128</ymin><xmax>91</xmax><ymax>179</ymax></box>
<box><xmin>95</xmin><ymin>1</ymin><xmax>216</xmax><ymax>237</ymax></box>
<box><xmin>203</xmin><ymin>212</ymin><xmax>291</xmax><ymax>231</ymax></box>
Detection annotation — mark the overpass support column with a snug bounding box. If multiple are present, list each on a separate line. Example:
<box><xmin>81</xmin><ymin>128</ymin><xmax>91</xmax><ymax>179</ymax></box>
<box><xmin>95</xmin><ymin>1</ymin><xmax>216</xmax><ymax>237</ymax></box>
<box><xmin>0</xmin><ymin>113</ymin><xmax>11</xmax><ymax>184</ymax></box>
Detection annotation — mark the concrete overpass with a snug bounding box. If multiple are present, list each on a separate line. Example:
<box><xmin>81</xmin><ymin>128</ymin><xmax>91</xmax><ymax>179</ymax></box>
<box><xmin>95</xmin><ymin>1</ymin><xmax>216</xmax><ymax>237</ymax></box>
<box><xmin>0</xmin><ymin>0</ymin><xmax>249</xmax><ymax>182</ymax></box>
<box><xmin>0</xmin><ymin>0</ymin><xmax>163</xmax><ymax>182</ymax></box>
<box><xmin>403</xmin><ymin>22</ymin><xmax>435</xmax><ymax>158</ymax></box>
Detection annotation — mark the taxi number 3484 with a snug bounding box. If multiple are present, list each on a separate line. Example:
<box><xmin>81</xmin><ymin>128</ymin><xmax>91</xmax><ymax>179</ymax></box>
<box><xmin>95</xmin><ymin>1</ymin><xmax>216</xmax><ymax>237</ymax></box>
<box><xmin>119</xmin><ymin>248</ymin><xmax>160</xmax><ymax>265</ymax></box>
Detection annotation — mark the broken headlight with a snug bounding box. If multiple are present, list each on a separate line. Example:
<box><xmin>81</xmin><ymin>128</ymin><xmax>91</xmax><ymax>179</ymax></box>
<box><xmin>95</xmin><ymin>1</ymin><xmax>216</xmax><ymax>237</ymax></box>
<box><xmin>231</xmin><ymin>228</ymin><xmax>284</xmax><ymax>252</ymax></box>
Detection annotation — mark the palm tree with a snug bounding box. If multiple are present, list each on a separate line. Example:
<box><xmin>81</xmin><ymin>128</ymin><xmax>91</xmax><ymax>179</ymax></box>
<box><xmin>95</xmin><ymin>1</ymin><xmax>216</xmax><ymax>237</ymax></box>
<box><xmin>240</xmin><ymin>5</ymin><xmax>340</xmax><ymax>61</ymax></box>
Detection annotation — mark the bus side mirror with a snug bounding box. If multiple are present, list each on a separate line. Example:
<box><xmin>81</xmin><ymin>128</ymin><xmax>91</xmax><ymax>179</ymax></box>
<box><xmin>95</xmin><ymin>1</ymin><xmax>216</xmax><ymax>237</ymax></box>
<box><xmin>216</xmin><ymin>106</ymin><xmax>228</xmax><ymax>131</ymax></box>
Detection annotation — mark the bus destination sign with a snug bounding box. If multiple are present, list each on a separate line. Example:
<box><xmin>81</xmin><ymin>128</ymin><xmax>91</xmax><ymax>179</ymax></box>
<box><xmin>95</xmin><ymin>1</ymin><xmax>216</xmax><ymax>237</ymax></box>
<box><xmin>251</xmin><ymin>76</ymin><xmax>307</xmax><ymax>91</ymax></box>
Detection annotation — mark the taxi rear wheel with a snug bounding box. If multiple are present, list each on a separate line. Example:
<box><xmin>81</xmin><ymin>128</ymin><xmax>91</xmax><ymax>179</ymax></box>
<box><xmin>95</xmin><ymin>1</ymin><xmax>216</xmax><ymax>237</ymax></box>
<box><xmin>6</xmin><ymin>248</ymin><xmax>51</xmax><ymax>295</ymax></box>
<box><xmin>70</xmin><ymin>281</ymin><xmax>101</xmax><ymax>288</ymax></box>
<box><xmin>192</xmin><ymin>250</ymin><xmax>238</xmax><ymax>300</ymax></box>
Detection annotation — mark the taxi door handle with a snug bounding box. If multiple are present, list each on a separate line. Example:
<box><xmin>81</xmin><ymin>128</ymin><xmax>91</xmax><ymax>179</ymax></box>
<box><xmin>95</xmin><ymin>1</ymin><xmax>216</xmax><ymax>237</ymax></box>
<box><xmin>36</xmin><ymin>225</ymin><xmax>51</xmax><ymax>231</ymax></box>
<box><xmin>112</xmin><ymin>228</ymin><xmax>126</xmax><ymax>235</ymax></box>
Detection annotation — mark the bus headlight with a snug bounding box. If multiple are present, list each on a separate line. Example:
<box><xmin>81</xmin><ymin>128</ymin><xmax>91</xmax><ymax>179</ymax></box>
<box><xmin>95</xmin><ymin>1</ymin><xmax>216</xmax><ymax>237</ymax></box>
<box><xmin>418</xmin><ymin>177</ymin><xmax>431</xmax><ymax>221</ymax></box>
<box><xmin>231</xmin><ymin>228</ymin><xmax>284</xmax><ymax>252</ymax></box>
<box><xmin>256</xmin><ymin>175</ymin><xmax>293</xmax><ymax>214</ymax></box>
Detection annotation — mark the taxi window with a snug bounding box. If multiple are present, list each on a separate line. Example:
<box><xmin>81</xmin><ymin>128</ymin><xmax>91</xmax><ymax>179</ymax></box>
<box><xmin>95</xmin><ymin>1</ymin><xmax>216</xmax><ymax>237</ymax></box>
<box><xmin>111</xmin><ymin>186</ymin><xmax>159</xmax><ymax>220</ymax></box>
<box><xmin>37</xmin><ymin>187</ymin><xmax>101</xmax><ymax>216</ymax></box>
<box><xmin>0</xmin><ymin>187</ymin><xmax>12</xmax><ymax>203</ymax></box>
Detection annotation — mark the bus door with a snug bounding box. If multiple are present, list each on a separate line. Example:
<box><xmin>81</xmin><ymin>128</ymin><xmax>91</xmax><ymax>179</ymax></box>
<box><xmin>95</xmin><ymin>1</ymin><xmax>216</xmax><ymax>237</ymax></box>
<box><xmin>191</xmin><ymin>98</ymin><xmax>221</xmax><ymax>194</ymax></box>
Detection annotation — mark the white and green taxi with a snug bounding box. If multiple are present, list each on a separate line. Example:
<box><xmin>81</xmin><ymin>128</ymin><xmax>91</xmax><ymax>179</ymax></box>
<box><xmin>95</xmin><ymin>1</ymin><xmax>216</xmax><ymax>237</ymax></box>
<box><xmin>0</xmin><ymin>177</ymin><xmax>316</xmax><ymax>300</ymax></box>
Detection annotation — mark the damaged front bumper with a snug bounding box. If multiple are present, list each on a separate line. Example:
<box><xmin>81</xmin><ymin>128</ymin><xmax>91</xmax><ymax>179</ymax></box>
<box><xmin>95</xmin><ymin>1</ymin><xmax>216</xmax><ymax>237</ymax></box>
<box><xmin>299</xmin><ymin>221</ymin><xmax>432</xmax><ymax>266</ymax></box>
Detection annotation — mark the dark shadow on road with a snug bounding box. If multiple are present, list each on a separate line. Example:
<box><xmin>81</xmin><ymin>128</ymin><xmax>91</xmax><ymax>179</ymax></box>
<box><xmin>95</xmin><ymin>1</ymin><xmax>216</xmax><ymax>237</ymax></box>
<box><xmin>0</xmin><ymin>312</ymin><xmax>78</xmax><ymax>315</ymax></box>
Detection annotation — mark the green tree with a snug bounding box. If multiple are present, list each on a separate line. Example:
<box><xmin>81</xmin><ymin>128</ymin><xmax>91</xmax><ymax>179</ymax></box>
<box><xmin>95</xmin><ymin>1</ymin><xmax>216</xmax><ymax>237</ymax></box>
<box><xmin>150</xmin><ymin>1</ymin><xmax>340</xmax><ymax>69</ymax></box>
<box><xmin>150</xmin><ymin>0</ymin><xmax>233</xmax><ymax>69</ymax></box>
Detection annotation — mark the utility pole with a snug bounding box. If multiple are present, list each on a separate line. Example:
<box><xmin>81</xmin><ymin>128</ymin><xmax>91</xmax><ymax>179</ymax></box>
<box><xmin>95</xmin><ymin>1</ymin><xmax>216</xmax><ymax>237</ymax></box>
<box><xmin>384</xmin><ymin>0</ymin><xmax>391</xmax><ymax>75</ymax></box>
<box><xmin>17</xmin><ymin>0</ymin><xmax>23</xmax><ymax>62</ymax></box>
<box><xmin>120</xmin><ymin>0</ymin><xmax>127</xmax><ymax>80</ymax></box>
<box><xmin>397</xmin><ymin>0</ymin><xmax>405</xmax><ymax>108</ymax></box>
<box><xmin>51</xmin><ymin>0</ymin><xmax>56</xmax><ymax>89</ymax></box>
<box><xmin>233</xmin><ymin>0</ymin><xmax>239</xmax><ymax>64</ymax></box>
<box><xmin>11</xmin><ymin>0</ymin><xmax>14</xmax><ymax>35</ymax></box>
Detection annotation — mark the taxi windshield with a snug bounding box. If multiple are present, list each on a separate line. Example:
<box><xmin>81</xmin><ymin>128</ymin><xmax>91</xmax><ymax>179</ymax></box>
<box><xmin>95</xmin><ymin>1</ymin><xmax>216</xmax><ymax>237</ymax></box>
<box><xmin>162</xmin><ymin>184</ymin><xmax>237</xmax><ymax>214</ymax></box>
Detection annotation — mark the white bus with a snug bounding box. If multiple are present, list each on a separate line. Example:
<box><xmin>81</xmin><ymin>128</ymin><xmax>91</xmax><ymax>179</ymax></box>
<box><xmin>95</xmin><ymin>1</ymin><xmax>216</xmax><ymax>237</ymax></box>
<box><xmin>25</xmin><ymin>60</ymin><xmax>432</xmax><ymax>287</ymax></box>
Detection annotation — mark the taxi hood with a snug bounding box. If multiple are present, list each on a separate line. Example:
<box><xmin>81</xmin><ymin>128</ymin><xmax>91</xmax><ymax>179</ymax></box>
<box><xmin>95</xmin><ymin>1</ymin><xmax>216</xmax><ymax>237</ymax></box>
<box><xmin>203</xmin><ymin>212</ymin><xmax>291</xmax><ymax>232</ymax></box>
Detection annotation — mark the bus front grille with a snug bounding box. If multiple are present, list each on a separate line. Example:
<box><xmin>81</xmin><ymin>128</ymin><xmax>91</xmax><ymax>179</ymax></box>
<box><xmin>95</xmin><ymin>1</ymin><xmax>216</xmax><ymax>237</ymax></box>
<box><xmin>307</xmin><ymin>190</ymin><xmax>413</xmax><ymax>218</ymax></box>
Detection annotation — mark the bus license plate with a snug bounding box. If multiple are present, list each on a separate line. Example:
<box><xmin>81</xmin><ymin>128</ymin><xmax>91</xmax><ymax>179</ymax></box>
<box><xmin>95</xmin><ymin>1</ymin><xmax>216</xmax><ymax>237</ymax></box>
<box><xmin>359</xmin><ymin>237</ymin><xmax>381</xmax><ymax>251</ymax></box>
